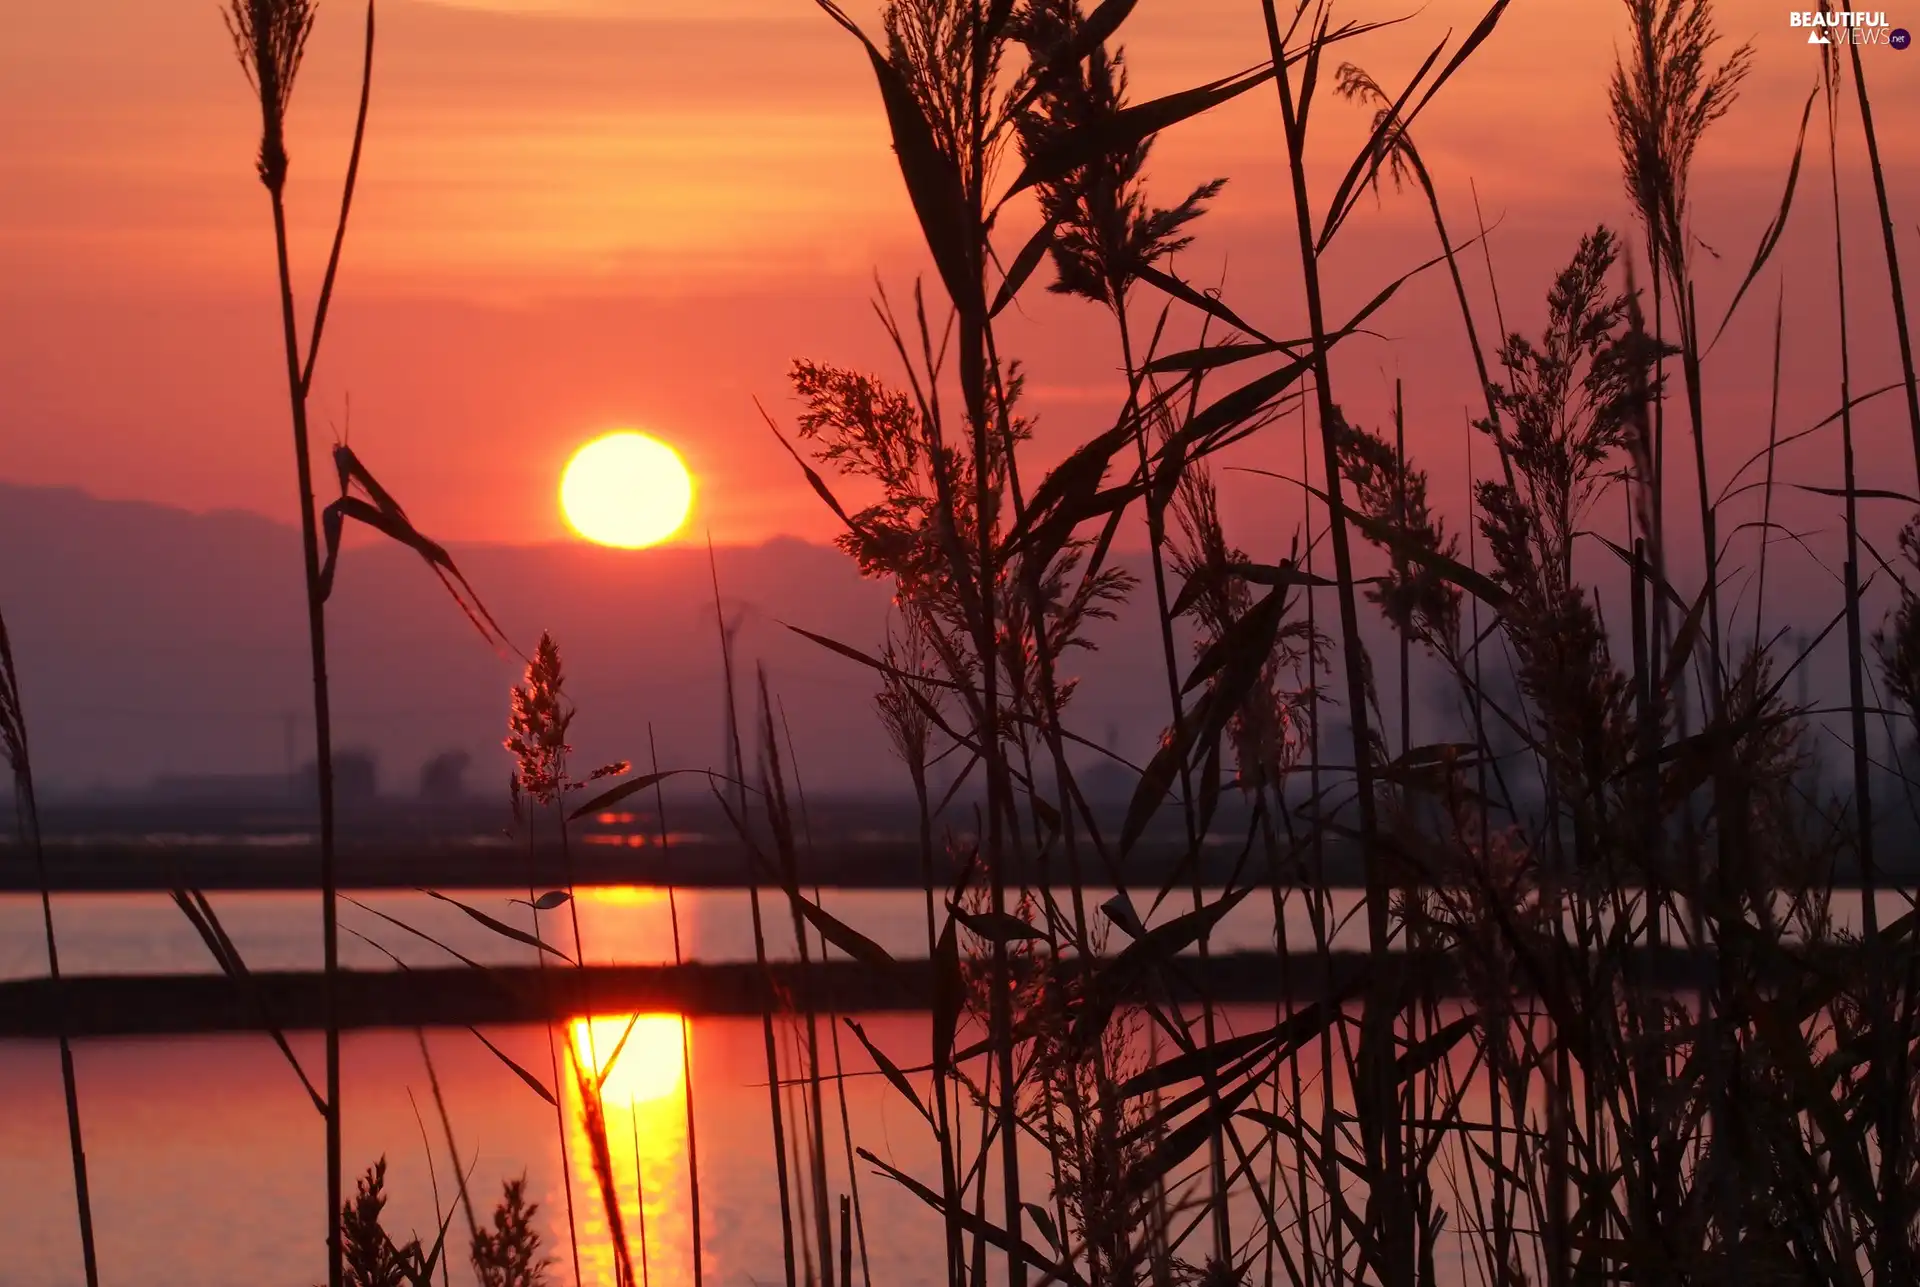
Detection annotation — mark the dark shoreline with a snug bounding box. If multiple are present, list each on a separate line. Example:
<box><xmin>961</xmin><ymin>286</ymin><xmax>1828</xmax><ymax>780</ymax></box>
<box><xmin>0</xmin><ymin>837</ymin><xmax>1329</xmax><ymax>892</ymax></box>
<box><xmin>0</xmin><ymin>949</ymin><xmax>1723</xmax><ymax>1039</ymax></box>
<box><xmin>5</xmin><ymin>839</ymin><xmax>1917</xmax><ymax>893</ymax></box>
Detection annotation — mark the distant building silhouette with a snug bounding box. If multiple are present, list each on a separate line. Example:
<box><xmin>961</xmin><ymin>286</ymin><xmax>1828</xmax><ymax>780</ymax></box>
<box><xmin>419</xmin><ymin>750</ymin><xmax>472</xmax><ymax>802</ymax></box>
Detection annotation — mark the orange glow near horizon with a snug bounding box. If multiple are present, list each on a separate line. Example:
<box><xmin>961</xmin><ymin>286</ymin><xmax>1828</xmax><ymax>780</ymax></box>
<box><xmin>7</xmin><ymin>0</ymin><xmax>1919</xmax><ymax>548</ymax></box>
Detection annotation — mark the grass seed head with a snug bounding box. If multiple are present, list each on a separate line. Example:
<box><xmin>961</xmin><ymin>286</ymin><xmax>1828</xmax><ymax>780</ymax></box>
<box><xmin>1608</xmin><ymin>0</ymin><xmax>1752</xmax><ymax>286</ymax></box>
<box><xmin>505</xmin><ymin>631</ymin><xmax>573</xmax><ymax>805</ymax></box>
<box><xmin>337</xmin><ymin>1157</ymin><xmax>428</xmax><ymax>1287</ymax></box>
<box><xmin>224</xmin><ymin>0</ymin><xmax>316</xmax><ymax>191</ymax></box>
<box><xmin>471</xmin><ymin>1175</ymin><xmax>552</xmax><ymax>1287</ymax></box>
<box><xmin>1011</xmin><ymin>0</ymin><xmax>1224</xmax><ymax>307</ymax></box>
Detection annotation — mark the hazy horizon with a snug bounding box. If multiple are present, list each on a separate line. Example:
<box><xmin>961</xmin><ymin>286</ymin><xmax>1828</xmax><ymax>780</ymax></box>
<box><xmin>0</xmin><ymin>474</ymin><xmax>1880</xmax><ymax>802</ymax></box>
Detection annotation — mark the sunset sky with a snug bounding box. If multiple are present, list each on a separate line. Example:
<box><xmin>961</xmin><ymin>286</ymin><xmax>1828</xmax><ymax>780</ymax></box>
<box><xmin>6</xmin><ymin>0</ymin><xmax>1918</xmax><ymax>556</ymax></box>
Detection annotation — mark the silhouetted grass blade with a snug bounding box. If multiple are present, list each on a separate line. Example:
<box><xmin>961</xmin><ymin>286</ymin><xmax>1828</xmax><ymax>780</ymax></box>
<box><xmin>855</xmin><ymin>1149</ymin><xmax>1087</xmax><ymax>1287</ymax></box>
<box><xmin>1006</xmin><ymin>61</ymin><xmax>1278</xmax><ymax>200</ymax></box>
<box><xmin>566</xmin><ymin>769</ymin><xmax>688</xmax><ymax>821</ymax></box>
<box><xmin>420</xmin><ymin>890</ymin><xmax>573</xmax><ymax>963</ymax></box>
<box><xmin>1710</xmin><ymin>82</ymin><xmax>1819</xmax><ymax>351</ymax></box>
<box><xmin>844</xmin><ymin>1018</ymin><xmax>930</xmax><ymax>1122</ymax></box>
<box><xmin>469</xmin><ymin>1027</ymin><xmax>556</xmax><ymax>1107</ymax></box>
<box><xmin>812</xmin><ymin>2</ymin><xmax>981</xmax><ymax>322</ymax></box>
<box><xmin>991</xmin><ymin>220</ymin><xmax>1056</xmax><ymax>318</ymax></box>
<box><xmin>946</xmin><ymin>903</ymin><xmax>1048</xmax><ymax>943</ymax></box>
<box><xmin>783</xmin><ymin>888</ymin><xmax>900</xmax><ymax>978</ymax></box>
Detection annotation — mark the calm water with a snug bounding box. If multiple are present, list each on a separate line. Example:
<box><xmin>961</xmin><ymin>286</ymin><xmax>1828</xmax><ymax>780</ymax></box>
<box><xmin>0</xmin><ymin>885</ymin><xmax>1907</xmax><ymax>979</ymax></box>
<box><xmin>2</xmin><ymin>1013</ymin><xmax>952</xmax><ymax>1286</ymax></box>
<box><xmin>2</xmin><ymin>887</ymin><xmax>1911</xmax><ymax>1284</ymax></box>
<box><xmin>0</xmin><ymin>887</ymin><xmax>1315</xmax><ymax>1286</ymax></box>
<box><xmin>0</xmin><ymin>885</ymin><xmax>1382</xmax><ymax>979</ymax></box>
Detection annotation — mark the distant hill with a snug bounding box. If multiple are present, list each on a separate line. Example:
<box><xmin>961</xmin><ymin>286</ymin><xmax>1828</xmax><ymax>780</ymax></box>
<box><xmin>0</xmin><ymin>482</ymin><xmax>1178</xmax><ymax>798</ymax></box>
<box><xmin>7</xmin><ymin>482</ymin><xmax>1915</xmax><ymax>881</ymax></box>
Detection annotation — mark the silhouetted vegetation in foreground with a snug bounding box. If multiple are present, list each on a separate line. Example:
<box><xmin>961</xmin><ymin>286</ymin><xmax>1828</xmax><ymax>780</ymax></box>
<box><xmin>8</xmin><ymin>0</ymin><xmax>1920</xmax><ymax>1283</ymax></box>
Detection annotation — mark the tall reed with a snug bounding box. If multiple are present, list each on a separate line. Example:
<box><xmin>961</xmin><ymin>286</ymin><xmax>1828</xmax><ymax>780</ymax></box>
<box><xmin>224</xmin><ymin>3</ymin><xmax>376</xmax><ymax>1280</ymax></box>
<box><xmin>758</xmin><ymin>1</ymin><xmax>1920</xmax><ymax>1285</ymax></box>
<box><xmin>647</xmin><ymin>725</ymin><xmax>706</xmax><ymax>1287</ymax></box>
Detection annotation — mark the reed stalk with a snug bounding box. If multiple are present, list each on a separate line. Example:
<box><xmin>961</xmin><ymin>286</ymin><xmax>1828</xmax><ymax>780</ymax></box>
<box><xmin>0</xmin><ymin>613</ymin><xmax>97</xmax><ymax>1286</ymax></box>
<box><xmin>1842</xmin><ymin>13</ymin><xmax>1920</xmax><ymax>489</ymax></box>
<box><xmin>1258</xmin><ymin>5</ymin><xmax>1410</xmax><ymax>1277</ymax></box>
<box><xmin>777</xmin><ymin>703</ymin><xmax>873</xmax><ymax>1287</ymax></box>
<box><xmin>647</xmin><ymin>725</ymin><xmax>705</xmax><ymax>1287</ymax></box>
<box><xmin>1843</xmin><ymin>18</ymin><xmax>1920</xmax><ymax>1271</ymax></box>
<box><xmin>707</xmin><ymin>546</ymin><xmax>799</xmax><ymax>1287</ymax></box>
<box><xmin>759</xmin><ymin>674</ymin><xmax>837</xmax><ymax>1282</ymax></box>
<box><xmin>504</xmin><ymin>641</ymin><xmax>585</xmax><ymax>1287</ymax></box>
<box><xmin>223</xmin><ymin>5</ymin><xmax>376</xmax><ymax>1281</ymax></box>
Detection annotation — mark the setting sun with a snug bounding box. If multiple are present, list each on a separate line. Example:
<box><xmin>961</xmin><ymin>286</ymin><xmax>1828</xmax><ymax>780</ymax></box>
<box><xmin>560</xmin><ymin>431</ymin><xmax>694</xmax><ymax>548</ymax></box>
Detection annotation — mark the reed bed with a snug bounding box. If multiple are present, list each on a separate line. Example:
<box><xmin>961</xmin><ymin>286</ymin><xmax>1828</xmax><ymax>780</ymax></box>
<box><xmin>716</xmin><ymin>0</ymin><xmax>1920</xmax><ymax>1282</ymax></box>
<box><xmin>7</xmin><ymin>0</ymin><xmax>1920</xmax><ymax>1283</ymax></box>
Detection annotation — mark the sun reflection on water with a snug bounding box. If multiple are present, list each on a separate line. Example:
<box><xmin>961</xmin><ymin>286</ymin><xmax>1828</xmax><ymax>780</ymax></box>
<box><xmin>562</xmin><ymin>1013</ymin><xmax>695</xmax><ymax>1285</ymax></box>
<box><xmin>570</xmin><ymin>1013</ymin><xmax>685</xmax><ymax>1104</ymax></box>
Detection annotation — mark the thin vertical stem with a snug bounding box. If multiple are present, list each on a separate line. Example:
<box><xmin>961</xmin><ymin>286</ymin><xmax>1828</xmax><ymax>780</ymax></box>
<box><xmin>761</xmin><ymin>680</ymin><xmax>836</xmax><ymax>1283</ymax></box>
<box><xmin>414</xmin><ymin>1030</ymin><xmax>480</xmax><ymax>1251</ymax></box>
<box><xmin>709</xmin><ymin>545</ymin><xmax>798</xmax><ymax>1287</ymax></box>
<box><xmin>632</xmin><ymin>1097</ymin><xmax>652</xmax><ymax>1287</ymax></box>
<box><xmin>1395</xmin><ymin>380</ymin><xmax>1411</xmax><ymax>759</ymax></box>
<box><xmin>1116</xmin><ymin>308</ymin><xmax>1231</xmax><ymax>1260</ymax></box>
<box><xmin>1259</xmin><ymin>7</ymin><xmax>1407</xmax><ymax>1277</ymax></box>
<box><xmin>240</xmin><ymin>11</ymin><xmax>377</xmax><ymax>1280</ymax></box>
<box><xmin>647</xmin><ymin>726</ymin><xmax>704</xmax><ymax>1287</ymax></box>
<box><xmin>1843</xmin><ymin>15</ymin><xmax>1920</xmax><ymax>490</ymax></box>
<box><xmin>1824</xmin><ymin>37</ymin><xmax>1878</xmax><ymax>937</ymax></box>
<box><xmin>1752</xmin><ymin>285</ymin><xmax>1787</xmax><ymax>646</ymax></box>
<box><xmin>1</xmin><ymin>630</ymin><xmax>98</xmax><ymax>1287</ymax></box>
<box><xmin>523</xmin><ymin>832</ymin><xmax>583</xmax><ymax>1287</ymax></box>
<box><xmin>781</xmin><ymin>703</ymin><xmax>874</xmax><ymax>1287</ymax></box>
<box><xmin>265</xmin><ymin>180</ymin><xmax>344</xmax><ymax>1287</ymax></box>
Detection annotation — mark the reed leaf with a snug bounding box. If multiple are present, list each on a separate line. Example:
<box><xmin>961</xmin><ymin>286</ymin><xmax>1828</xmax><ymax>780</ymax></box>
<box><xmin>812</xmin><ymin>0</ymin><xmax>981</xmax><ymax>321</ymax></box>
<box><xmin>419</xmin><ymin>890</ymin><xmax>572</xmax><ymax>963</ymax></box>
<box><xmin>844</xmin><ymin>1018</ymin><xmax>932</xmax><ymax>1122</ymax></box>
<box><xmin>566</xmin><ymin>769</ymin><xmax>688</xmax><ymax>821</ymax></box>
<box><xmin>468</xmin><ymin>1027</ymin><xmax>557</xmax><ymax>1108</ymax></box>
<box><xmin>990</xmin><ymin>219</ymin><xmax>1057</xmax><ymax>318</ymax></box>
<box><xmin>1708</xmin><ymin>81</ymin><xmax>1818</xmax><ymax>351</ymax></box>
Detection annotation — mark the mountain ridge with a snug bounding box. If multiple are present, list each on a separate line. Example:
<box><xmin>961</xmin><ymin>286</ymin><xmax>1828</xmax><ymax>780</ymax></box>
<box><xmin>0</xmin><ymin>480</ymin><xmax>1174</xmax><ymax>796</ymax></box>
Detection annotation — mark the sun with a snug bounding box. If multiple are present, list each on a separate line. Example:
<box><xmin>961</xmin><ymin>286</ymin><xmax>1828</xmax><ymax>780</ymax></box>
<box><xmin>560</xmin><ymin>431</ymin><xmax>694</xmax><ymax>548</ymax></box>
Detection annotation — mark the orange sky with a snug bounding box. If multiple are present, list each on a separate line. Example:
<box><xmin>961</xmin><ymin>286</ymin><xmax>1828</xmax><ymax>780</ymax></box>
<box><xmin>5</xmin><ymin>0</ymin><xmax>1917</xmax><ymax>554</ymax></box>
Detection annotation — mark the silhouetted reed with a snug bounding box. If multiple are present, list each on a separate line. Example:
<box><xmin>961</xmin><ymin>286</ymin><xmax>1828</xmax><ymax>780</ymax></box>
<box><xmin>471</xmin><ymin>1176</ymin><xmax>554</xmax><ymax>1287</ymax></box>
<box><xmin>0</xmin><ymin>609</ymin><xmax>98</xmax><ymax>1285</ymax></box>
<box><xmin>223</xmin><ymin>6</ymin><xmax>577</xmax><ymax>1284</ymax></box>
<box><xmin>224</xmin><ymin>0</ymin><xmax>374</xmax><ymax>1277</ymax></box>
<box><xmin>756</xmin><ymin>0</ymin><xmax>1920</xmax><ymax>1284</ymax></box>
